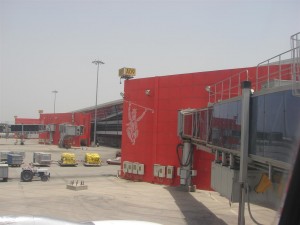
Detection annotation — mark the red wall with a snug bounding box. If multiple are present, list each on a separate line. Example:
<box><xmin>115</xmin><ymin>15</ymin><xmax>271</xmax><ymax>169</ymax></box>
<box><xmin>15</xmin><ymin>118</ymin><xmax>40</xmax><ymax>124</ymax></box>
<box><xmin>121</xmin><ymin>67</ymin><xmax>257</xmax><ymax>190</ymax></box>
<box><xmin>39</xmin><ymin>113</ymin><xmax>91</xmax><ymax>147</ymax></box>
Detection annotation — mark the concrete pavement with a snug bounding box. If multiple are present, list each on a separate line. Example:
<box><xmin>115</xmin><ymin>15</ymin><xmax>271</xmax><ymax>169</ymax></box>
<box><xmin>0</xmin><ymin>139</ymin><xmax>278</xmax><ymax>225</ymax></box>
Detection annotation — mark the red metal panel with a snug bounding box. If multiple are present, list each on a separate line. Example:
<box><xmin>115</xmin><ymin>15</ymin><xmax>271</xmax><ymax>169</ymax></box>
<box><xmin>121</xmin><ymin>67</ymin><xmax>257</xmax><ymax>189</ymax></box>
<box><xmin>39</xmin><ymin>113</ymin><xmax>91</xmax><ymax>147</ymax></box>
<box><xmin>15</xmin><ymin>118</ymin><xmax>40</xmax><ymax>124</ymax></box>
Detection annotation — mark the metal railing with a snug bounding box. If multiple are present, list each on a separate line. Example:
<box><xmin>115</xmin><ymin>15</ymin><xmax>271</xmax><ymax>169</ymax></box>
<box><xmin>207</xmin><ymin>70</ymin><xmax>249</xmax><ymax>105</ymax></box>
<box><xmin>291</xmin><ymin>32</ymin><xmax>300</xmax><ymax>49</ymax></box>
<box><xmin>291</xmin><ymin>33</ymin><xmax>300</xmax><ymax>95</ymax></box>
<box><xmin>255</xmin><ymin>47</ymin><xmax>300</xmax><ymax>91</ymax></box>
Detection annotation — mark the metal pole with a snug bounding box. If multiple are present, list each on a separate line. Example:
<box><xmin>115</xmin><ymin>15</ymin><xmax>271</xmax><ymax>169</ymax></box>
<box><xmin>238</xmin><ymin>81</ymin><xmax>251</xmax><ymax>225</ymax></box>
<box><xmin>21</xmin><ymin>124</ymin><xmax>24</xmax><ymax>144</ymax></box>
<box><xmin>92</xmin><ymin>60</ymin><xmax>104</xmax><ymax>146</ymax></box>
<box><xmin>52</xmin><ymin>90</ymin><xmax>58</xmax><ymax>114</ymax></box>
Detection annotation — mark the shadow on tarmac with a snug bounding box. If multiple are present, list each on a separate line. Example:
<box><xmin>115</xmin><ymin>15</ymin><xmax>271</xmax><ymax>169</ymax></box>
<box><xmin>165</xmin><ymin>186</ymin><xmax>228</xmax><ymax>225</ymax></box>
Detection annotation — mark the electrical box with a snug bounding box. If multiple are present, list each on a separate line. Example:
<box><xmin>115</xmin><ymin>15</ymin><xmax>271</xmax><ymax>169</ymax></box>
<box><xmin>166</xmin><ymin>166</ymin><xmax>174</xmax><ymax>179</ymax></box>
<box><xmin>132</xmin><ymin>162</ymin><xmax>139</xmax><ymax>174</ymax></box>
<box><xmin>138</xmin><ymin>163</ymin><xmax>144</xmax><ymax>175</ymax></box>
<box><xmin>158</xmin><ymin>166</ymin><xmax>166</xmax><ymax>178</ymax></box>
<box><xmin>127</xmin><ymin>162</ymin><xmax>133</xmax><ymax>174</ymax></box>
<box><xmin>123</xmin><ymin>161</ymin><xmax>129</xmax><ymax>173</ymax></box>
<box><xmin>153</xmin><ymin>164</ymin><xmax>160</xmax><ymax>177</ymax></box>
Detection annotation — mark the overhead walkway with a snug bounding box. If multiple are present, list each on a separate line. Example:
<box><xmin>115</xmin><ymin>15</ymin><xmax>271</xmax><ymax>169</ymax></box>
<box><xmin>178</xmin><ymin>35</ymin><xmax>300</xmax><ymax>172</ymax></box>
<box><xmin>177</xmin><ymin>33</ymin><xmax>300</xmax><ymax>223</ymax></box>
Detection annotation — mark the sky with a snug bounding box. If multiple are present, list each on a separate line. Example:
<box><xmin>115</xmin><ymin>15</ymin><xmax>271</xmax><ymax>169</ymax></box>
<box><xmin>0</xmin><ymin>0</ymin><xmax>299</xmax><ymax>123</ymax></box>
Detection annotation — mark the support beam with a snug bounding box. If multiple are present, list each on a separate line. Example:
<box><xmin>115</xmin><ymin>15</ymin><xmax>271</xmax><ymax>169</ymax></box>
<box><xmin>238</xmin><ymin>81</ymin><xmax>251</xmax><ymax>225</ymax></box>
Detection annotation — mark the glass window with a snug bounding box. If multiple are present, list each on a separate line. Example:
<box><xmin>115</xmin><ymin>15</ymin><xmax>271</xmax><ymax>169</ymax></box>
<box><xmin>250</xmin><ymin>90</ymin><xmax>300</xmax><ymax>163</ymax></box>
<box><xmin>249</xmin><ymin>95</ymin><xmax>265</xmax><ymax>156</ymax></box>
<box><xmin>210</xmin><ymin>101</ymin><xmax>241</xmax><ymax>150</ymax></box>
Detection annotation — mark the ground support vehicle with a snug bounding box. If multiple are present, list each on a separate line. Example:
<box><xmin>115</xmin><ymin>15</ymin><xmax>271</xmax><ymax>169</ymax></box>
<box><xmin>20</xmin><ymin>166</ymin><xmax>50</xmax><ymax>182</ymax></box>
<box><xmin>107</xmin><ymin>157</ymin><xmax>121</xmax><ymax>165</ymax></box>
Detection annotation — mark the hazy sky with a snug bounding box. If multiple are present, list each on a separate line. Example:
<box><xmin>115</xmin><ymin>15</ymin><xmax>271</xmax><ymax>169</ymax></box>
<box><xmin>0</xmin><ymin>0</ymin><xmax>299</xmax><ymax>123</ymax></box>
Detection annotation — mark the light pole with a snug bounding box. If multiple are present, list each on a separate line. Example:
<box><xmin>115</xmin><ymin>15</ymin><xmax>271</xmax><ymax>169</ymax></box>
<box><xmin>52</xmin><ymin>90</ymin><xmax>58</xmax><ymax>114</ymax></box>
<box><xmin>92</xmin><ymin>60</ymin><xmax>104</xmax><ymax>146</ymax></box>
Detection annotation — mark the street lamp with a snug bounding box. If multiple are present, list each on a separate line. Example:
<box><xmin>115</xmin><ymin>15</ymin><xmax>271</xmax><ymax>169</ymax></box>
<box><xmin>92</xmin><ymin>60</ymin><xmax>104</xmax><ymax>146</ymax></box>
<box><xmin>52</xmin><ymin>90</ymin><xmax>58</xmax><ymax>114</ymax></box>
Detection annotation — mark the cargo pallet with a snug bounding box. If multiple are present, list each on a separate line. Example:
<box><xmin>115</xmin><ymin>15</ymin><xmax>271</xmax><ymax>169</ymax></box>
<box><xmin>1</xmin><ymin>161</ymin><xmax>22</xmax><ymax>167</ymax></box>
<box><xmin>83</xmin><ymin>162</ymin><xmax>101</xmax><ymax>167</ymax></box>
<box><xmin>58</xmin><ymin>161</ymin><xmax>78</xmax><ymax>167</ymax></box>
<box><xmin>9</xmin><ymin>164</ymin><xmax>22</xmax><ymax>167</ymax></box>
<box><xmin>32</xmin><ymin>162</ymin><xmax>51</xmax><ymax>167</ymax></box>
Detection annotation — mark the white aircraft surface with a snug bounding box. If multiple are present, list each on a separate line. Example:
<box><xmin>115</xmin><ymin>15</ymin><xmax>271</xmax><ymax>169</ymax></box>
<box><xmin>0</xmin><ymin>216</ymin><xmax>162</xmax><ymax>225</ymax></box>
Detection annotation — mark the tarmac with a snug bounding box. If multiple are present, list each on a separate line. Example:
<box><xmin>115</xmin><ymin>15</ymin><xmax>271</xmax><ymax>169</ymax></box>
<box><xmin>0</xmin><ymin>139</ymin><xmax>279</xmax><ymax>225</ymax></box>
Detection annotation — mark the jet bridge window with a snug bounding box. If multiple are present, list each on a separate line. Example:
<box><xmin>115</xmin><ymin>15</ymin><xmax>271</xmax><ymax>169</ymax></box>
<box><xmin>210</xmin><ymin>100</ymin><xmax>241</xmax><ymax>150</ymax></box>
<box><xmin>250</xmin><ymin>90</ymin><xmax>300</xmax><ymax>163</ymax></box>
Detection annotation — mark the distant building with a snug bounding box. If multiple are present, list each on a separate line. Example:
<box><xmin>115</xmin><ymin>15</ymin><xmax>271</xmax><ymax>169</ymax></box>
<box><xmin>73</xmin><ymin>99</ymin><xmax>123</xmax><ymax>148</ymax></box>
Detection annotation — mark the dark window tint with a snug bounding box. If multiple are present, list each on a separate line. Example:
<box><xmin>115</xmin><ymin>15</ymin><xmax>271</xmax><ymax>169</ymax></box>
<box><xmin>250</xmin><ymin>90</ymin><xmax>300</xmax><ymax>163</ymax></box>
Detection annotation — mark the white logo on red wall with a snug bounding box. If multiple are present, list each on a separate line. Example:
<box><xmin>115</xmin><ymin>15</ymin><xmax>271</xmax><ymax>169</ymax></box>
<box><xmin>126</xmin><ymin>102</ymin><xmax>152</xmax><ymax>145</ymax></box>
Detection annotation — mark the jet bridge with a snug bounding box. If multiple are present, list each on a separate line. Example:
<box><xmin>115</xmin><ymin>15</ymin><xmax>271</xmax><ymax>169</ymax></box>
<box><xmin>177</xmin><ymin>33</ymin><xmax>300</xmax><ymax>224</ymax></box>
<box><xmin>58</xmin><ymin>124</ymin><xmax>84</xmax><ymax>148</ymax></box>
<box><xmin>0</xmin><ymin>124</ymin><xmax>46</xmax><ymax>140</ymax></box>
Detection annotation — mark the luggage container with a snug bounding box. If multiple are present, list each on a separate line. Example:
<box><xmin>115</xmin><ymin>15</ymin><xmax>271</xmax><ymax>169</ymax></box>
<box><xmin>7</xmin><ymin>154</ymin><xmax>23</xmax><ymax>167</ymax></box>
<box><xmin>59</xmin><ymin>153</ymin><xmax>77</xmax><ymax>166</ymax></box>
<box><xmin>33</xmin><ymin>152</ymin><xmax>51</xmax><ymax>166</ymax></box>
<box><xmin>0</xmin><ymin>164</ymin><xmax>8</xmax><ymax>181</ymax></box>
<box><xmin>84</xmin><ymin>153</ymin><xmax>101</xmax><ymax>166</ymax></box>
<box><xmin>0</xmin><ymin>151</ymin><xmax>11</xmax><ymax>162</ymax></box>
<box><xmin>10</xmin><ymin>151</ymin><xmax>25</xmax><ymax>160</ymax></box>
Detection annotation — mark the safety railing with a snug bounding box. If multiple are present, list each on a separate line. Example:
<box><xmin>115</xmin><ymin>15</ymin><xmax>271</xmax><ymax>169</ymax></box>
<box><xmin>291</xmin><ymin>33</ymin><xmax>300</xmax><ymax>95</ymax></box>
<box><xmin>290</xmin><ymin>32</ymin><xmax>300</xmax><ymax>49</ymax></box>
<box><xmin>255</xmin><ymin>47</ymin><xmax>300</xmax><ymax>91</ymax></box>
<box><xmin>207</xmin><ymin>70</ymin><xmax>248</xmax><ymax>105</ymax></box>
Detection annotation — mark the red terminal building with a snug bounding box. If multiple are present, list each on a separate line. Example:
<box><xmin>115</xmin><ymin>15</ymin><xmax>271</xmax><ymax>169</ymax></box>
<box><xmin>15</xmin><ymin>112</ymin><xmax>91</xmax><ymax>147</ymax></box>
<box><xmin>9</xmin><ymin>34</ymin><xmax>300</xmax><ymax>210</ymax></box>
<box><xmin>120</xmin><ymin>67</ymin><xmax>258</xmax><ymax>190</ymax></box>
